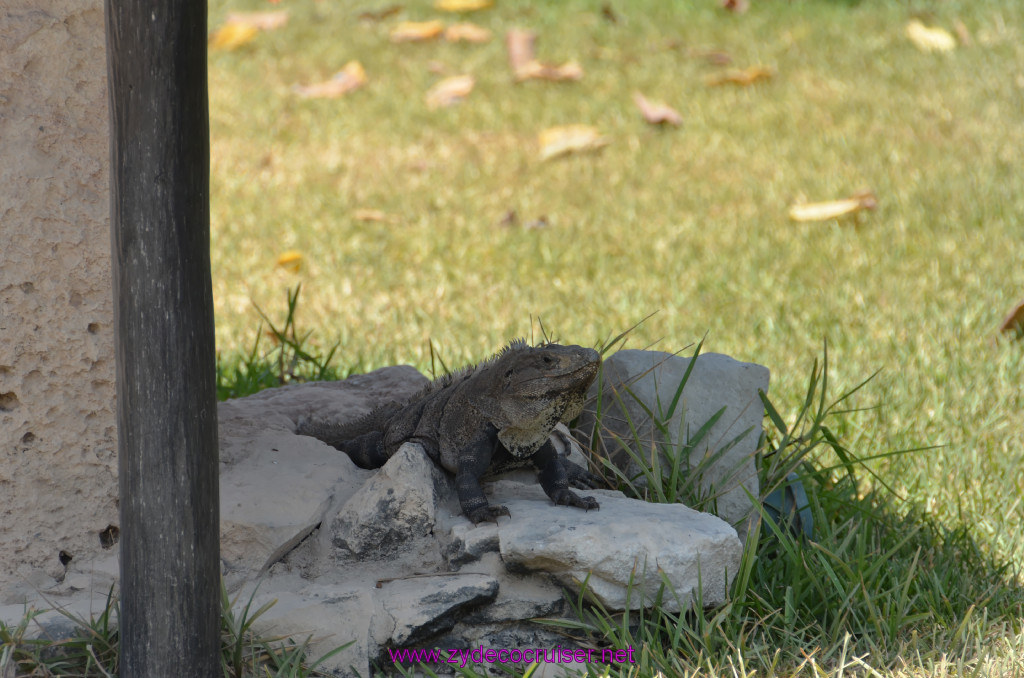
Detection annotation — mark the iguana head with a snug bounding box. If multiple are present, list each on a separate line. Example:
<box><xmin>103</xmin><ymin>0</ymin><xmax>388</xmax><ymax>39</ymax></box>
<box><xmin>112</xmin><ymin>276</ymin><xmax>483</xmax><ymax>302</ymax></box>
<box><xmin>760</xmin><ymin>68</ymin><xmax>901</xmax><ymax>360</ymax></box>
<box><xmin>475</xmin><ymin>340</ymin><xmax>601</xmax><ymax>457</ymax></box>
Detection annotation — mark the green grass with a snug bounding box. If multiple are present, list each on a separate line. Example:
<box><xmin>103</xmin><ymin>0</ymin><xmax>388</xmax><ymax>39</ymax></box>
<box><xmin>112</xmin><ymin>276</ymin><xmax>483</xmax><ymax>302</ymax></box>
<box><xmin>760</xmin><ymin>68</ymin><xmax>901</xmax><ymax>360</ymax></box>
<box><xmin>553</xmin><ymin>350</ymin><xmax>1024</xmax><ymax>676</ymax></box>
<box><xmin>203</xmin><ymin>0</ymin><xmax>1024</xmax><ymax>675</ymax></box>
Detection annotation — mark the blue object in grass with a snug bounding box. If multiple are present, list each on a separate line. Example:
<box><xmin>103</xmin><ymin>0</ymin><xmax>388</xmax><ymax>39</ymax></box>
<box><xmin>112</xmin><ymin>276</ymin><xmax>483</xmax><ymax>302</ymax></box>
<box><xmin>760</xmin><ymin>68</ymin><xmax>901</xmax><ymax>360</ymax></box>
<box><xmin>763</xmin><ymin>472</ymin><xmax>814</xmax><ymax>540</ymax></box>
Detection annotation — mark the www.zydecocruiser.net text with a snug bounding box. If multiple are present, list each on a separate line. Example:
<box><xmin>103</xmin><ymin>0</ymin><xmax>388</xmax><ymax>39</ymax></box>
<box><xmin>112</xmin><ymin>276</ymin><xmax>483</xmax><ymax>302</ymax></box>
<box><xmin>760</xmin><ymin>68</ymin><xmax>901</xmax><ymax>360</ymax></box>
<box><xmin>388</xmin><ymin>645</ymin><xmax>637</xmax><ymax>668</ymax></box>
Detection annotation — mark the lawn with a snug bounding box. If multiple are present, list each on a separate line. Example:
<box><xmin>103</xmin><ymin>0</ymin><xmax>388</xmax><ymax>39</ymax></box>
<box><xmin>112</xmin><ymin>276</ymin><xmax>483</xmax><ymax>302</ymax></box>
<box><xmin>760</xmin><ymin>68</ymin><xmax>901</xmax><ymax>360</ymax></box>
<box><xmin>206</xmin><ymin>0</ymin><xmax>1024</xmax><ymax>674</ymax></box>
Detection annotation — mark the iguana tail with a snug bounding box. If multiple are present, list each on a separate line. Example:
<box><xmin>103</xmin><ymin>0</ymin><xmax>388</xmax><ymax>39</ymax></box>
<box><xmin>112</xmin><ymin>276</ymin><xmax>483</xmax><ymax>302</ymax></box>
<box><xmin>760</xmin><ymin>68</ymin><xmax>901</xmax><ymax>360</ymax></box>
<box><xmin>295</xmin><ymin>402</ymin><xmax>400</xmax><ymax>468</ymax></box>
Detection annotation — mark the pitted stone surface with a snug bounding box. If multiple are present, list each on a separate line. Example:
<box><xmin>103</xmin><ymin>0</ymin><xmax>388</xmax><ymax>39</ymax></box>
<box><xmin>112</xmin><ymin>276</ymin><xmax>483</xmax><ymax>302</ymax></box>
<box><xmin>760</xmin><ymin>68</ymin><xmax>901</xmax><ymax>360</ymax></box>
<box><xmin>0</xmin><ymin>0</ymin><xmax>116</xmax><ymax>587</ymax></box>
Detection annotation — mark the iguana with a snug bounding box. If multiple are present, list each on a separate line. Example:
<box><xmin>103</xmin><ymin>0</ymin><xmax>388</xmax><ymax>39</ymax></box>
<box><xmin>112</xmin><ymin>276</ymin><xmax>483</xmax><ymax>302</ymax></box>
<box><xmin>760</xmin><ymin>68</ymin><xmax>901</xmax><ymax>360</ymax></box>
<box><xmin>296</xmin><ymin>339</ymin><xmax>602</xmax><ymax>523</ymax></box>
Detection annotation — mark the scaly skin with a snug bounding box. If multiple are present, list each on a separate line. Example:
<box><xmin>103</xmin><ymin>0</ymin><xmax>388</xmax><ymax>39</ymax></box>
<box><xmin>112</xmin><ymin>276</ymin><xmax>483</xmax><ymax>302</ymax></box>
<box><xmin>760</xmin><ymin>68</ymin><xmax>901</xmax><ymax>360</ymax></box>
<box><xmin>296</xmin><ymin>340</ymin><xmax>602</xmax><ymax>523</ymax></box>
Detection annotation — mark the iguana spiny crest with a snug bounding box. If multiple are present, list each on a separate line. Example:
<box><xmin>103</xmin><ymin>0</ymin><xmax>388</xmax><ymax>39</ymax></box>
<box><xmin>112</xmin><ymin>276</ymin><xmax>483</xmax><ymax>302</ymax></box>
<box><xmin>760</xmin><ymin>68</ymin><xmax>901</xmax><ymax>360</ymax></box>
<box><xmin>296</xmin><ymin>339</ymin><xmax>602</xmax><ymax>523</ymax></box>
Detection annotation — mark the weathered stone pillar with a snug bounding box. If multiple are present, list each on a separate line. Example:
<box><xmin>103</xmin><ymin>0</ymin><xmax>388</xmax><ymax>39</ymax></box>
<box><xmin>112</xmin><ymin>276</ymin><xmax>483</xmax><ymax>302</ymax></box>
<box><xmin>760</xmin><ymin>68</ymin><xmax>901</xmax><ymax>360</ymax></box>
<box><xmin>0</xmin><ymin>2</ymin><xmax>117</xmax><ymax>586</ymax></box>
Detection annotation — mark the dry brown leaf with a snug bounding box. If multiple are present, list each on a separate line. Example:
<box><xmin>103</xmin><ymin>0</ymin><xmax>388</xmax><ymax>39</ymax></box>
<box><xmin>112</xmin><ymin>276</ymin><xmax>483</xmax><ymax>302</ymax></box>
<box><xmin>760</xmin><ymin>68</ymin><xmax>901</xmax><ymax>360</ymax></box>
<box><xmin>209</xmin><ymin>21</ymin><xmax>260</xmax><ymax>50</ymax></box>
<box><xmin>497</xmin><ymin>210</ymin><xmax>518</xmax><ymax>228</ymax></box>
<box><xmin>601</xmin><ymin>4</ymin><xmax>620</xmax><ymax>24</ymax></box>
<box><xmin>953</xmin><ymin>19</ymin><xmax>971</xmax><ymax>46</ymax></box>
<box><xmin>690</xmin><ymin>48</ymin><xmax>733</xmax><ymax>65</ymax></box>
<box><xmin>999</xmin><ymin>300</ymin><xmax>1024</xmax><ymax>335</ymax></box>
<box><xmin>788</xmin><ymin>191</ymin><xmax>877</xmax><ymax>222</ymax></box>
<box><xmin>390</xmin><ymin>20</ymin><xmax>444</xmax><ymax>42</ymax></box>
<box><xmin>224</xmin><ymin>10</ymin><xmax>289</xmax><ymax>31</ymax></box>
<box><xmin>293</xmin><ymin>61</ymin><xmax>368</xmax><ymax>99</ymax></box>
<box><xmin>427</xmin><ymin>60</ymin><xmax>450</xmax><ymax>75</ymax></box>
<box><xmin>357</xmin><ymin>5</ymin><xmax>403</xmax><ymax>21</ymax></box>
<box><xmin>276</xmin><ymin>251</ymin><xmax>303</xmax><ymax>273</ymax></box>
<box><xmin>444</xmin><ymin>22</ymin><xmax>492</xmax><ymax>43</ymax></box>
<box><xmin>906</xmin><ymin>20</ymin><xmax>956</xmax><ymax>52</ymax></box>
<box><xmin>538</xmin><ymin>125</ymin><xmax>609</xmax><ymax>161</ymax></box>
<box><xmin>720</xmin><ymin>0</ymin><xmax>749</xmax><ymax>13</ymax></box>
<box><xmin>506</xmin><ymin>29</ymin><xmax>536</xmax><ymax>74</ymax></box>
<box><xmin>706</xmin><ymin>65</ymin><xmax>774</xmax><ymax>86</ymax></box>
<box><xmin>425</xmin><ymin>74</ymin><xmax>475</xmax><ymax>109</ymax></box>
<box><xmin>524</xmin><ymin>215</ymin><xmax>550</xmax><ymax>230</ymax></box>
<box><xmin>354</xmin><ymin>209</ymin><xmax>399</xmax><ymax>223</ymax></box>
<box><xmin>515</xmin><ymin>60</ymin><xmax>584</xmax><ymax>82</ymax></box>
<box><xmin>505</xmin><ymin>29</ymin><xmax>582</xmax><ymax>81</ymax></box>
<box><xmin>435</xmin><ymin>0</ymin><xmax>492</xmax><ymax>11</ymax></box>
<box><xmin>633</xmin><ymin>92</ymin><xmax>682</xmax><ymax>126</ymax></box>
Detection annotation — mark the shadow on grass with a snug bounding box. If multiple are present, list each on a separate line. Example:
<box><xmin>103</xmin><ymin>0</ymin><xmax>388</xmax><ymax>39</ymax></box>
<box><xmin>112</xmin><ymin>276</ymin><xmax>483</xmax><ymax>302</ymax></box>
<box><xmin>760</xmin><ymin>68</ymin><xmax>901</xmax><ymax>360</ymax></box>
<box><xmin>557</xmin><ymin>344</ymin><xmax>1024</xmax><ymax>675</ymax></box>
<box><xmin>553</xmin><ymin>465</ymin><xmax>1024</xmax><ymax>676</ymax></box>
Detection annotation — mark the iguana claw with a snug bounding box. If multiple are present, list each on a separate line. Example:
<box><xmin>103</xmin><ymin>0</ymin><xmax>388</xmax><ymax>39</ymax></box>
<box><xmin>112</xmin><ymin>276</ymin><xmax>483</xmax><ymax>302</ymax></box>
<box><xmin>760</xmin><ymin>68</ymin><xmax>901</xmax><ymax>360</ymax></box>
<box><xmin>550</xmin><ymin>489</ymin><xmax>599</xmax><ymax>512</ymax></box>
<box><xmin>466</xmin><ymin>504</ymin><xmax>512</xmax><ymax>524</ymax></box>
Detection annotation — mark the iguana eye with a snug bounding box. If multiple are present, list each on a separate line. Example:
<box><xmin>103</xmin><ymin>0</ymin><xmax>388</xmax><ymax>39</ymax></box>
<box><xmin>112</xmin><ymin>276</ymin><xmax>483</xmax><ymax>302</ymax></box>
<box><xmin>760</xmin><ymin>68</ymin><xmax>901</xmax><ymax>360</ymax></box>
<box><xmin>504</xmin><ymin>368</ymin><xmax>514</xmax><ymax>378</ymax></box>
<box><xmin>542</xmin><ymin>356</ymin><xmax>554</xmax><ymax>364</ymax></box>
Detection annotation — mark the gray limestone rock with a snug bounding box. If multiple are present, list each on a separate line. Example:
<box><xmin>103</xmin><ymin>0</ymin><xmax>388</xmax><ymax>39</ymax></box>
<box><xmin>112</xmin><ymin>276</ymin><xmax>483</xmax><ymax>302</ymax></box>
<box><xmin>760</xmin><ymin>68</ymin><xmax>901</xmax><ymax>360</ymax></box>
<box><xmin>461</xmin><ymin>574</ymin><xmax>566</xmax><ymax>624</ymax></box>
<box><xmin>331</xmin><ymin>443</ymin><xmax>447</xmax><ymax>558</ymax></box>
<box><xmin>491</xmin><ymin>481</ymin><xmax>742</xmax><ymax>612</ymax></box>
<box><xmin>374</xmin><ymin>574</ymin><xmax>500</xmax><ymax>647</ymax></box>
<box><xmin>577</xmin><ymin>350</ymin><xmax>769</xmax><ymax>541</ymax></box>
<box><xmin>238</xmin><ymin>578</ymin><xmax>376</xmax><ymax>678</ymax></box>
<box><xmin>219</xmin><ymin>432</ymin><xmax>368</xmax><ymax>578</ymax></box>
<box><xmin>2</xmin><ymin>357</ymin><xmax>761</xmax><ymax>675</ymax></box>
<box><xmin>218</xmin><ymin>365</ymin><xmax>429</xmax><ymax>577</ymax></box>
<box><xmin>443</xmin><ymin>522</ymin><xmax>501</xmax><ymax>566</ymax></box>
<box><xmin>218</xmin><ymin>365</ymin><xmax>428</xmax><ymax>454</ymax></box>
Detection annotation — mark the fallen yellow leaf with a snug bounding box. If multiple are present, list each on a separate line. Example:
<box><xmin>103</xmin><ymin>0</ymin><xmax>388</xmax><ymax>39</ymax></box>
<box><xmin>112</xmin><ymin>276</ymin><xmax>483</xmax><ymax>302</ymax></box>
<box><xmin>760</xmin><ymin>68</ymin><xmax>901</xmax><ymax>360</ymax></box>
<box><xmin>209</xmin><ymin>21</ymin><xmax>259</xmax><ymax>51</ymax></box>
<box><xmin>425</xmin><ymin>74</ymin><xmax>475</xmax><ymax>109</ymax></box>
<box><xmin>435</xmin><ymin>0</ymin><xmax>491</xmax><ymax>11</ymax></box>
<box><xmin>633</xmin><ymin>92</ymin><xmax>682</xmax><ymax>126</ymax></box>
<box><xmin>293</xmin><ymin>61</ymin><xmax>367</xmax><ymax>99</ymax></box>
<box><xmin>444</xmin><ymin>22</ymin><xmax>493</xmax><ymax>43</ymax></box>
<box><xmin>515</xmin><ymin>60</ymin><xmax>583</xmax><ymax>82</ymax></box>
<box><xmin>538</xmin><ymin>125</ymin><xmax>609</xmax><ymax>161</ymax></box>
<box><xmin>706</xmin><ymin>65</ymin><xmax>774</xmax><ymax>86</ymax></box>
<box><xmin>906</xmin><ymin>19</ymin><xmax>957</xmax><ymax>52</ymax></box>
<box><xmin>788</xmin><ymin>191</ymin><xmax>877</xmax><ymax>222</ymax></box>
<box><xmin>276</xmin><ymin>251</ymin><xmax>303</xmax><ymax>273</ymax></box>
<box><xmin>390</xmin><ymin>20</ymin><xmax>444</xmax><ymax>42</ymax></box>
<box><xmin>224</xmin><ymin>10</ymin><xmax>289</xmax><ymax>31</ymax></box>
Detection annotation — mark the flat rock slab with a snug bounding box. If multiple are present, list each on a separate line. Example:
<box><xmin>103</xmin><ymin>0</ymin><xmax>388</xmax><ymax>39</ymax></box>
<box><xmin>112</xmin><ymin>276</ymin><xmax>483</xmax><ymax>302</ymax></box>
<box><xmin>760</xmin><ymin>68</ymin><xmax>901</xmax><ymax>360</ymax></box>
<box><xmin>220</xmin><ymin>433</ymin><xmax>367</xmax><ymax>577</ymax></box>
<box><xmin>218</xmin><ymin>365</ymin><xmax>428</xmax><ymax>462</ymax></box>
<box><xmin>492</xmin><ymin>482</ymin><xmax>741</xmax><ymax>612</ymax></box>
<box><xmin>236</xmin><ymin>576</ymin><xmax>377</xmax><ymax>678</ymax></box>
<box><xmin>374</xmin><ymin>573</ymin><xmax>500</xmax><ymax>647</ymax></box>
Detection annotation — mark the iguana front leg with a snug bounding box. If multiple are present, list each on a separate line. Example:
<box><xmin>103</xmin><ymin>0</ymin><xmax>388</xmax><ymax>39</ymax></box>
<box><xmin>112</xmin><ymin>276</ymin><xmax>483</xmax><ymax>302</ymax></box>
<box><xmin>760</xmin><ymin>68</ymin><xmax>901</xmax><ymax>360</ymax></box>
<box><xmin>549</xmin><ymin>426</ymin><xmax>602</xmax><ymax>490</ymax></box>
<box><xmin>456</xmin><ymin>427</ymin><xmax>511</xmax><ymax>524</ymax></box>
<box><xmin>531</xmin><ymin>441</ymin><xmax>599</xmax><ymax>512</ymax></box>
<box><xmin>564</xmin><ymin>459</ymin><xmax>602</xmax><ymax>490</ymax></box>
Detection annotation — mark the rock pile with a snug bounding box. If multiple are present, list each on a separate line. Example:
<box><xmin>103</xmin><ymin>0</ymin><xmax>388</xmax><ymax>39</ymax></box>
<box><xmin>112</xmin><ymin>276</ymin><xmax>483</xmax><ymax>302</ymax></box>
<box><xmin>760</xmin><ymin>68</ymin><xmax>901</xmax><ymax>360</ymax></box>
<box><xmin>1</xmin><ymin>350</ymin><xmax>769</xmax><ymax>676</ymax></box>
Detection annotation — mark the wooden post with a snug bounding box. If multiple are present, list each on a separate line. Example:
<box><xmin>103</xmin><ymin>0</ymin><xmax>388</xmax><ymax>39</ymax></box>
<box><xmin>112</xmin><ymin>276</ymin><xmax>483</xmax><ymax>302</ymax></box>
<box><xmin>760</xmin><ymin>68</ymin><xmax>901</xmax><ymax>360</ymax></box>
<box><xmin>105</xmin><ymin>1</ymin><xmax>220</xmax><ymax>675</ymax></box>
